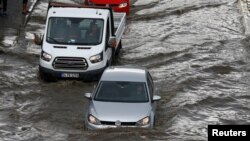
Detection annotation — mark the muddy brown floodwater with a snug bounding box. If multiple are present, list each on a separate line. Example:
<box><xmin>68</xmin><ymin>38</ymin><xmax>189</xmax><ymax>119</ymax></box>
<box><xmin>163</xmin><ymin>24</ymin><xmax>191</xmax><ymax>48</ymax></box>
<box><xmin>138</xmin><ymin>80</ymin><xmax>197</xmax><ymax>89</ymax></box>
<box><xmin>1</xmin><ymin>0</ymin><xmax>250</xmax><ymax>140</ymax></box>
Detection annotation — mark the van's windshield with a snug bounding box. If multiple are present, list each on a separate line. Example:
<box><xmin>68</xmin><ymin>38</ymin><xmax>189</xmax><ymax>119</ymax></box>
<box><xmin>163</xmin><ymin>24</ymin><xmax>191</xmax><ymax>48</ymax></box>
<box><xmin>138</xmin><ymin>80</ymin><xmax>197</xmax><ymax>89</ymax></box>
<box><xmin>46</xmin><ymin>17</ymin><xmax>104</xmax><ymax>45</ymax></box>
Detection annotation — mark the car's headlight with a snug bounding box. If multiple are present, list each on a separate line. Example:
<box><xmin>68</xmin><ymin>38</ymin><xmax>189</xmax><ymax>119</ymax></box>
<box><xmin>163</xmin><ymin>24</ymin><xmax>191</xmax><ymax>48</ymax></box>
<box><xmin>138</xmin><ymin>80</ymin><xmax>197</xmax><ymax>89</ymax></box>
<box><xmin>88</xmin><ymin>114</ymin><xmax>101</xmax><ymax>125</ymax></box>
<box><xmin>89</xmin><ymin>52</ymin><xmax>103</xmax><ymax>63</ymax></box>
<box><xmin>136</xmin><ymin>117</ymin><xmax>150</xmax><ymax>126</ymax></box>
<box><xmin>118</xmin><ymin>2</ymin><xmax>128</xmax><ymax>8</ymax></box>
<box><xmin>41</xmin><ymin>51</ymin><xmax>52</xmax><ymax>62</ymax></box>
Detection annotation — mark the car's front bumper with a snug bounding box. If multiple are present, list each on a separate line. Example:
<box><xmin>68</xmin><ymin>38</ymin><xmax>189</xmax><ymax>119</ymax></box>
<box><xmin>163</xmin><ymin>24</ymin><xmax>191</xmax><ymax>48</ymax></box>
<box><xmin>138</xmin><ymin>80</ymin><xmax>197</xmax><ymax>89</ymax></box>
<box><xmin>85</xmin><ymin>121</ymin><xmax>151</xmax><ymax>130</ymax></box>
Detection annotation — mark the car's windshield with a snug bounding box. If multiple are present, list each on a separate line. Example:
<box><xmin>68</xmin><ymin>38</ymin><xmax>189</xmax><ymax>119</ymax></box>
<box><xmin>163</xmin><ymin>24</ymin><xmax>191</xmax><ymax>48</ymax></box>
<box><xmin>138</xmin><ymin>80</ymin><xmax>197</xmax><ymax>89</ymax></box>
<box><xmin>94</xmin><ymin>81</ymin><xmax>149</xmax><ymax>103</ymax></box>
<box><xmin>46</xmin><ymin>17</ymin><xmax>104</xmax><ymax>45</ymax></box>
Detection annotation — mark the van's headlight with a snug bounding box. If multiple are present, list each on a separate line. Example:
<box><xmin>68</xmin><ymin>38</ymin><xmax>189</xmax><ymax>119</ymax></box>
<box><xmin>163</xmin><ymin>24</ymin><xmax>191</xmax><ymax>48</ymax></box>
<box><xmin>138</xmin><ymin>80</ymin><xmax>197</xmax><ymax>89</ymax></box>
<box><xmin>136</xmin><ymin>117</ymin><xmax>150</xmax><ymax>126</ymax></box>
<box><xmin>90</xmin><ymin>52</ymin><xmax>103</xmax><ymax>63</ymax></box>
<box><xmin>88</xmin><ymin>114</ymin><xmax>101</xmax><ymax>125</ymax></box>
<box><xmin>118</xmin><ymin>2</ymin><xmax>128</xmax><ymax>8</ymax></box>
<box><xmin>41</xmin><ymin>51</ymin><xmax>52</xmax><ymax>62</ymax></box>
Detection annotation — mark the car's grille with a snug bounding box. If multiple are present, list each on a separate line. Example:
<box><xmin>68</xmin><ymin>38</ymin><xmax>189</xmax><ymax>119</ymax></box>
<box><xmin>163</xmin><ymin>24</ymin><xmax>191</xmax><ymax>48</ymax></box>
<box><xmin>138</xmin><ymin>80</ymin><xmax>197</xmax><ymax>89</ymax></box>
<box><xmin>53</xmin><ymin>57</ymin><xmax>88</xmax><ymax>70</ymax></box>
<box><xmin>101</xmin><ymin>121</ymin><xmax>136</xmax><ymax>126</ymax></box>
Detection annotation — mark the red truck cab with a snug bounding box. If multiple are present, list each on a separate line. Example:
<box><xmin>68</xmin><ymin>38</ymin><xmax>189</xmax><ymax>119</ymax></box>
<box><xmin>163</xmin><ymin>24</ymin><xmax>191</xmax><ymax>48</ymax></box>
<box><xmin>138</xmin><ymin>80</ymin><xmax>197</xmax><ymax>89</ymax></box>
<box><xmin>84</xmin><ymin>0</ymin><xmax>130</xmax><ymax>15</ymax></box>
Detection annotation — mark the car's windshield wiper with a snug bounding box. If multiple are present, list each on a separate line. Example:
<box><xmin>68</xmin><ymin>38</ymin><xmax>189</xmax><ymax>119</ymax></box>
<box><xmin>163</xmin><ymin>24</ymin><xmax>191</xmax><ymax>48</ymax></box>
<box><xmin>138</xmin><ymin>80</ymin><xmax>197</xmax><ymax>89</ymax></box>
<box><xmin>47</xmin><ymin>36</ymin><xmax>60</xmax><ymax>44</ymax></box>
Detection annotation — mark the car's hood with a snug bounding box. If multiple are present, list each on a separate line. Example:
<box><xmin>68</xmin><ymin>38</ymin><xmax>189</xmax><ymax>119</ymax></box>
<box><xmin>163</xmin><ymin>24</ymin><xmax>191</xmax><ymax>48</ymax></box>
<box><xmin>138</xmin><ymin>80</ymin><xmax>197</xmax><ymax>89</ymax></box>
<box><xmin>90</xmin><ymin>101</ymin><xmax>151</xmax><ymax>122</ymax></box>
<box><xmin>91</xmin><ymin>0</ymin><xmax>127</xmax><ymax>5</ymax></box>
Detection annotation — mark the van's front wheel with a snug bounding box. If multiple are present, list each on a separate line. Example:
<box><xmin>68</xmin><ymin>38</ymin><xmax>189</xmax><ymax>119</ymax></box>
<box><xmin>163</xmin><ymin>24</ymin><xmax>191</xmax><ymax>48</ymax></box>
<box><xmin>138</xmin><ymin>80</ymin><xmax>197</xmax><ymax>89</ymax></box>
<box><xmin>39</xmin><ymin>69</ymin><xmax>56</xmax><ymax>82</ymax></box>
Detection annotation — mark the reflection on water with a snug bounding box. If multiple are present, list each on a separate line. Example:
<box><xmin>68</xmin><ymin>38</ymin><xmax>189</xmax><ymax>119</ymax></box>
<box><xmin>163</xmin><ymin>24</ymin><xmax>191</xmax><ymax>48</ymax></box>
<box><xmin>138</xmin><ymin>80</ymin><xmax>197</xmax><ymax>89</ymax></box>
<box><xmin>1</xmin><ymin>0</ymin><xmax>250</xmax><ymax>140</ymax></box>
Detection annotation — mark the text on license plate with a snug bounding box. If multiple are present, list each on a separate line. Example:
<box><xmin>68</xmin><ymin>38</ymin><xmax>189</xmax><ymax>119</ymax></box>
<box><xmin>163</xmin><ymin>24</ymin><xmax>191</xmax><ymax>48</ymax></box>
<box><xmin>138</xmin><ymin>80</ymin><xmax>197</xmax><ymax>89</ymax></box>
<box><xmin>61</xmin><ymin>73</ymin><xmax>79</xmax><ymax>78</ymax></box>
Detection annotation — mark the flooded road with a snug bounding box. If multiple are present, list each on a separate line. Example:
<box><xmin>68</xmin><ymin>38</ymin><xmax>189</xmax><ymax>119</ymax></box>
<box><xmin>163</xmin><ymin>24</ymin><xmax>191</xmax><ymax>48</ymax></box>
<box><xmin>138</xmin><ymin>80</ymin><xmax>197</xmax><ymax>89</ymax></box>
<box><xmin>1</xmin><ymin>0</ymin><xmax>250</xmax><ymax>140</ymax></box>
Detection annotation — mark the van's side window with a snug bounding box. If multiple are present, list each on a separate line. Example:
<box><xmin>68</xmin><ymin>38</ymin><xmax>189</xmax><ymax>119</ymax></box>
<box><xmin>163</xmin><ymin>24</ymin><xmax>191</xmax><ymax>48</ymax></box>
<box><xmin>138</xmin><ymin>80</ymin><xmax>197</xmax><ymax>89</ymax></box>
<box><xmin>105</xmin><ymin>18</ymin><xmax>110</xmax><ymax>50</ymax></box>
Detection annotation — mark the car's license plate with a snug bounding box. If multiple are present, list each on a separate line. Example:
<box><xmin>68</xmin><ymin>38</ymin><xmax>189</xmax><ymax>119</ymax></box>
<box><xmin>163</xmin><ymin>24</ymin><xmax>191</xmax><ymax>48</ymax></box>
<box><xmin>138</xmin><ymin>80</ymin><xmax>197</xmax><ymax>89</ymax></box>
<box><xmin>61</xmin><ymin>73</ymin><xmax>79</xmax><ymax>78</ymax></box>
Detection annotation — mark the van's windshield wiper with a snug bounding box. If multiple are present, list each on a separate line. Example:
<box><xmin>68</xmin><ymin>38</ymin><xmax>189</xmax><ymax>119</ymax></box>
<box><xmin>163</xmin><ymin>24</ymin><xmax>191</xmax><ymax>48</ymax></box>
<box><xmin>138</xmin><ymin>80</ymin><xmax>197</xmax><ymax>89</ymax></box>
<box><xmin>47</xmin><ymin>36</ymin><xmax>60</xmax><ymax>44</ymax></box>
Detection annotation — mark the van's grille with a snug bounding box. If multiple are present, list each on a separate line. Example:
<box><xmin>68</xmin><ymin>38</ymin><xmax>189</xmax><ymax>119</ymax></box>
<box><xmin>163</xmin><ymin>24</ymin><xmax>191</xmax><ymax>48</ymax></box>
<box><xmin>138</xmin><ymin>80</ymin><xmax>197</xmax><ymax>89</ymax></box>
<box><xmin>53</xmin><ymin>57</ymin><xmax>88</xmax><ymax>70</ymax></box>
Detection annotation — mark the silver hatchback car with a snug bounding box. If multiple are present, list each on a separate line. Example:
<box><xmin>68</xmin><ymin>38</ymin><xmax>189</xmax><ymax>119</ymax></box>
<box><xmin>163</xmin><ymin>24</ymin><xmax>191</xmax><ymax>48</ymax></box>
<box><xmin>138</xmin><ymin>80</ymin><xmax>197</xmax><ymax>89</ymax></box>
<box><xmin>84</xmin><ymin>66</ymin><xmax>161</xmax><ymax>129</ymax></box>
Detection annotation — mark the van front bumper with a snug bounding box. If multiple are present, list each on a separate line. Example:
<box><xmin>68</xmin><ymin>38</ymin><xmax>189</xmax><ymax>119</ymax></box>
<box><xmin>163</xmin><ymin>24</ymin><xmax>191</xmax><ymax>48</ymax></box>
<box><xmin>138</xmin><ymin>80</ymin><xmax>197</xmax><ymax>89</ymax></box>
<box><xmin>39</xmin><ymin>65</ymin><xmax>106</xmax><ymax>80</ymax></box>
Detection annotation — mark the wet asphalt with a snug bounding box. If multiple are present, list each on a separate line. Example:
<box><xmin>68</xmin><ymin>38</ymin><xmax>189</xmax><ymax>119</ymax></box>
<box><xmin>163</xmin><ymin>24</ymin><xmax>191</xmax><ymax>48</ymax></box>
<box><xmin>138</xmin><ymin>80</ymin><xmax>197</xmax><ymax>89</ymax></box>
<box><xmin>1</xmin><ymin>0</ymin><xmax>250</xmax><ymax>141</ymax></box>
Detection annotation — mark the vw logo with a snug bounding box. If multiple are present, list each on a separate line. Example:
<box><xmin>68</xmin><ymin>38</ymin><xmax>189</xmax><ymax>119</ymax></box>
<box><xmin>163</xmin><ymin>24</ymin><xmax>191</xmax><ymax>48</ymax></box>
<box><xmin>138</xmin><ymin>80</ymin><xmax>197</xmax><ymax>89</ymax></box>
<box><xmin>115</xmin><ymin>120</ymin><xmax>121</xmax><ymax>126</ymax></box>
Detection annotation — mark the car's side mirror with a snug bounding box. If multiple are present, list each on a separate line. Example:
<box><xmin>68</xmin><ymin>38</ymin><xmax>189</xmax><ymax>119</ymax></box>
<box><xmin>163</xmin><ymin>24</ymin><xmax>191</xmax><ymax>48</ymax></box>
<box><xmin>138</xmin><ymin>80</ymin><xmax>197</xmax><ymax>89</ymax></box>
<box><xmin>153</xmin><ymin>95</ymin><xmax>161</xmax><ymax>102</ymax></box>
<box><xmin>84</xmin><ymin>93</ymin><xmax>92</xmax><ymax>100</ymax></box>
<box><xmin>108</xmin><ymin>36</ymin><xmax>116</xmax><ymax>48</ymax></box>
<box><xmin>33</xmin><ymin>33</ymin><xmax>43</xmax><ymax>45</ymax></box>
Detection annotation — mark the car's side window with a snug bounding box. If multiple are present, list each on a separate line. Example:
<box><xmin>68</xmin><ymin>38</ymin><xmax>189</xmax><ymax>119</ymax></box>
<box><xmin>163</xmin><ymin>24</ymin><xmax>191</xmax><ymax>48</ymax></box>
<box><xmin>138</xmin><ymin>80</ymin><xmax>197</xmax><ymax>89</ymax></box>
<box><xmin>147</xmin><ymin>72</ymin><xmax>154</xmax><ymax>100</ymax></box>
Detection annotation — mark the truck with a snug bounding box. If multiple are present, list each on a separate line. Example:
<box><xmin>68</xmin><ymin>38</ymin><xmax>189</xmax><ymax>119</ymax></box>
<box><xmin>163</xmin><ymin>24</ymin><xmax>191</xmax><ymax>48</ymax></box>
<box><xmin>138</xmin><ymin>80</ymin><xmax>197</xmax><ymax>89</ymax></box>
<box><xmin>34</xmin><ymin>2</ymin><xmax>126</xmax><ymax>81</ymax></box>
<box><xmin>84</xmin><ymin>0</ymin><xmax>130</xmax><ymax>15</ymax></box>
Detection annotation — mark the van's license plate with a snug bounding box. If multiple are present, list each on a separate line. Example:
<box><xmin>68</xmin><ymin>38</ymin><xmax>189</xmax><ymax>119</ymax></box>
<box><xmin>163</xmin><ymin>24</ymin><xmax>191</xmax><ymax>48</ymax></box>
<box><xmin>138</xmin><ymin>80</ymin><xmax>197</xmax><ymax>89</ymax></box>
<box><xmin>61</xmin><ymin>73</ymin><xmax>79</xmax><ymax>78</ymax></box>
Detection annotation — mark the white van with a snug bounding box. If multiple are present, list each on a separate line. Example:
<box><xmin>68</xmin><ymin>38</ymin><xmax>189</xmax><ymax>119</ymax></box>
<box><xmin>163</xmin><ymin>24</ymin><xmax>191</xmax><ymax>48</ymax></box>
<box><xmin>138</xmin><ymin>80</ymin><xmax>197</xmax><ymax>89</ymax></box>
<box><xmin>35</xmin><ymin>2</ymin><xmax>126</xmax><ymax>81</ymax></box>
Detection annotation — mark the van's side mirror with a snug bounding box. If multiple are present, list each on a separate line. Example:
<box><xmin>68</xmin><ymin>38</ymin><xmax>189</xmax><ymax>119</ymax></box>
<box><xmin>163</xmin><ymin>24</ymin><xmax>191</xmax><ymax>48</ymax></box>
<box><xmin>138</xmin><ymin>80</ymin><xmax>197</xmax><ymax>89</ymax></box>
<box><xmin>33</xmin><ymin>33</ymin><xmax>43</xmax><ymax>45</ymax></box>
<box><xmin>152</xmin><ymin>95</ymin><xmax>161</xmax><ymax>102</ymax></box>
<box><xmin>108</xmin><ymin>37</ymin><xmax>116</xmax><ymax>48</ymax></box>
<box><xmin>84</xmin><ymin>93</ymin><xmax>92</xmax><ymax>100</ymax></box>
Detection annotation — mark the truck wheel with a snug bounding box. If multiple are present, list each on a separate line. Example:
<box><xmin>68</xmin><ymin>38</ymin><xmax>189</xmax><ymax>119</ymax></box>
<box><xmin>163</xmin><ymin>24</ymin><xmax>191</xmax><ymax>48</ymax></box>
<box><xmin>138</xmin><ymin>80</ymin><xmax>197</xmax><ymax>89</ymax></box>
<box><xmin>39</xmin><ymin>69</ymin><xmax>56</xmax><ymax>82</ymax></box>
<box><xmin>153</xmin><ymin>116</ymin><xmax>156</xmax><ymax>127</ymax></box>
<box><xmin>108</xmin><ymin>47</ymin><xmax>114</xmax><ymax>66</ymax></box>
<box><xmin>115</xmin><ymin>41</ymin><xmax>122</xmax><ymax>55</ymax></box>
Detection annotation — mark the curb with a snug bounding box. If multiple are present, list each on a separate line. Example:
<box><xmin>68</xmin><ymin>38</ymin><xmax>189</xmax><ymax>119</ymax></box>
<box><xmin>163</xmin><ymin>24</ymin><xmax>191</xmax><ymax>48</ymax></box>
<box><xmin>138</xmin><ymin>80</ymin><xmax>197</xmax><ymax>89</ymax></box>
<box><xmin>23</xmin><ymin>0</ymin><xmax>39</xmax><ymax>27</ymax></box>
<box><xmin>238</xmin><ymin>0</ymin><xmax>250</xmax><ymax>36</ymax></box>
